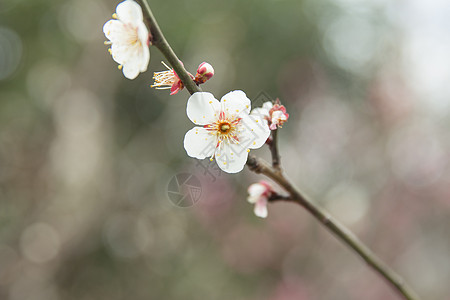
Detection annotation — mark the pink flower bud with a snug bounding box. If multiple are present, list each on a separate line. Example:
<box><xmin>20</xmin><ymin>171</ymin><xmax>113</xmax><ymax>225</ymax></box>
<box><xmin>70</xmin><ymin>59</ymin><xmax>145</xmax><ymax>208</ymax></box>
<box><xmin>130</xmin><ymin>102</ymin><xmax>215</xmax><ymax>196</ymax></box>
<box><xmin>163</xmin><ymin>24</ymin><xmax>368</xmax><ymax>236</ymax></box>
<box><xmin>247</xmin><ymin>181</ymin><xmax>273</xmax><ymax>218</ymax></box>
<box><xmin>195</xmin><ymin>62</ymin><xmax>214</xmax><ymax>84</ymax></box>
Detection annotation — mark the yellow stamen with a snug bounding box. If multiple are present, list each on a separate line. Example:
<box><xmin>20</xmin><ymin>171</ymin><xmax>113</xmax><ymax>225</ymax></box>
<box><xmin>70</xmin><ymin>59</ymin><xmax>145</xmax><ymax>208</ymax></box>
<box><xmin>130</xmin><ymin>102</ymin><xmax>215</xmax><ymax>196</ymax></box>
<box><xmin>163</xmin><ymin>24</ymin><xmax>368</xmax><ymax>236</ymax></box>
<box><xmin>220</xmin><ymin>123</ymin><xmax>231</xmax><ymax>133</ymax></box>
<box><xmin>151</xmin><ymin>61</ymin><xmax>176</xmax><ymax>89</ymax></box>
<box><xmin>112</xmin><ymin>13</ymin><xmax>118</xmax><ymax>19</ymax></box>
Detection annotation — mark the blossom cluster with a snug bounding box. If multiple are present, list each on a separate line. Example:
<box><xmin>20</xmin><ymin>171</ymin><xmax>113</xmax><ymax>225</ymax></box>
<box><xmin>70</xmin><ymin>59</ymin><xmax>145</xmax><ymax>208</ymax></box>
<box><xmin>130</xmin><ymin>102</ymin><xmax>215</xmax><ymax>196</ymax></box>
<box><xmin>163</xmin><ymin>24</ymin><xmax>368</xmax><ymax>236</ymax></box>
<box><xmin>103</xmin><ymin>0</ymin><xmax>289</xmax><ymax>218</ymax></box>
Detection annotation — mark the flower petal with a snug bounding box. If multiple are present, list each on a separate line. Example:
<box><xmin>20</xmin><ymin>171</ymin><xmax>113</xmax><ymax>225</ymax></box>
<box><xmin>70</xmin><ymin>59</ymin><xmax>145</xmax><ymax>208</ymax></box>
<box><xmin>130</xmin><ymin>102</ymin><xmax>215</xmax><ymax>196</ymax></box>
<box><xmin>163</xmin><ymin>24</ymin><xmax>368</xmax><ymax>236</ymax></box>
<box><xmin>110</xmin><ymin>43</ymin><xmax>133</xmax><ymax>64</ymax></box>
<box><xmin>238</xmin><ymin>113</ymin><xmax>270</xmax><ymax>150</ymax></box>
<box><xmin>220</xmin><ymin>90</ymin><xmax>251</xmax><ymax>116</ymax></box>
<box><xmin>262</xmin><ymin>101</ymin><xmax>273</xmax><ymax>110</ymax></box>
<box><xmin>116</xmin><ymin>0</ymin><xmax>144</xmax><ymax>26</ymax></box>
<box><xmin>250</xmin><ymin>107</ymin><xmax>270</xmax><ymax>124</ymax></box>
<box><xmin>122</xmin><ymin>60</ymin><xmax>141</xmax><ymax>79</ymax></box>
<box><xmin>254</xmin><ymin>199</ymin><xmax>268</xmax><ymax>218</ymax></box>
<box><xmin>247</xmin><ymin>195</ymin><xmax>259</xmax><ymax>204</ymax></box>
<box><xmin>170</xmin><ymin>79</ymin><xmax>182</xmax><ymax>95</ymax></box>
<box><xmin>137</xmin><ymin>23</ymin><xmax>149</xmax><ymax>48</ymax></box>
<box><xmin>103</xmin><ymin>20</ymin><xmax>127</xmax><ymax>42</ymax></box>
<box><xmin>186</xmin><ymin>92</ymin><xmax>220</xmax><ymax>125</ymax></box>
<box><xmin>248</xmin><ymin>183</ymin><xmax>266</xmax><ymax>198</ymax></box>
<box><xmin>139</xmin><ymin>44</ymin><xmax>150</xmax><ymax>72</ymax></box>
<box><xmin>214</xmin><ymin>141</ymin><xmax>248</xmax><ymax>173</ymax></box>
<box><xmin>184</xmin><ymin>127</ymin><xmax>215</xmax><ymax>159</ymax></box>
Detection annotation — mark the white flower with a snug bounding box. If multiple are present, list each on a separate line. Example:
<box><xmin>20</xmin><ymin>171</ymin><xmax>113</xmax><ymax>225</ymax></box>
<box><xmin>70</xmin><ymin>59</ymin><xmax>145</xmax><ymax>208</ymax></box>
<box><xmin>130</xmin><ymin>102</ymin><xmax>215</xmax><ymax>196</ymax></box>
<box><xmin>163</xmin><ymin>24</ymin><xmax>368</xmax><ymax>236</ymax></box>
<box><xmin>184</xmin><ymin>91</ymin><xmax>270</xmax><ymax>173</ymax></box>
<box><xmin>251</xmin><ymin>100</ymin><xmax>289</xmax><ymax>130</ymax></box>
<box><xmin>103</xmin><ymin>0</ymin><xmax>150</xmax><ymax>80</ymax></box>
<box><xmin>247</xmin><ymin>181</ymin><xmax>272</xmax><ymax>218</ymax></box>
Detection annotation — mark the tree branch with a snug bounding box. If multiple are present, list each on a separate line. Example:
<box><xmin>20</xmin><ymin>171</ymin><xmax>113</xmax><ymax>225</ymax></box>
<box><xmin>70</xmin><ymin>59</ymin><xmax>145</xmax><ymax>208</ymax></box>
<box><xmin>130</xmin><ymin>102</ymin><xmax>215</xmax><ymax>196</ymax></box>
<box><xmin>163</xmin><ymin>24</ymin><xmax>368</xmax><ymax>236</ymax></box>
<box><xmin>246</xmin><ymin>155</ymin><xmax>420</xmax><ymax>300</ymax></box>
<box><xmin>267</xmin><ymin>129</ymin><xmax>281</xmax><ymax>170</ymax></box>
<box><xmin>137</xmin><ymin>1</ymin><xmax>421</xmax><ymax>299</ymax></box>
<box><xmin>137</xmin><ymin>0</ymin><xmax>201</xmax><ymax>95</ymax></box>
<box><xmin>268</xmin><ymin>193</ymin><xmax>291</xmax><ymax>202</ymax></box>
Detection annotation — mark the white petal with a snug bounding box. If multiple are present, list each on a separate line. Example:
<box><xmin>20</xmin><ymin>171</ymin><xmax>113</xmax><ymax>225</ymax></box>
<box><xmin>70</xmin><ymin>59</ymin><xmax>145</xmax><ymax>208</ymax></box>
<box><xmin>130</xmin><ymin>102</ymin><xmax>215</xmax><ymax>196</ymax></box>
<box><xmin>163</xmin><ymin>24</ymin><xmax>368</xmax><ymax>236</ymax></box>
<box><xmin>116</xmin><ymin>0</ymin><xmax>144</xmax><ymax>26</ymax></box>
<box><xmin>111</xmin><ymin>44</ymin><xmax>147</xmax><ymax>79</ymax></box>
<box><xmin>254</xmin><ymin>199</ymin><xmax>268</xmax><ymax>218</ymax></box>
<box><xmin>220</xmin><ymin>90</ymin><xmax>251</xmax><ymax>116</ymax></box>
<box><xmin>247</xmin><ymin>195</ymin><xmax>259</xmax><ymax>204</ymax></box>
<box><xmin>137</xmin><ymin>23</ymin><xmax>149</xmax><ymax>49</ymax></box>
<box><xmin>237</xmin><ymin>113</ymin><xmax>270</xmax><ymax>150</ymax></box>
<box><xmin>250</xmin><ymin>107</ymin><xmax>270</xmax><ymax>122</ymax></box>
<box><xmin>139</xmin><ymin>44</ymin><xmax>150</xmax><ymax>72</ymax></box>
<box><xmin>122</xmin><ymin>60</ymin><xmax>140</xmax><ymax>79</ymax></box>
<box><xmin>271</xmin><ymin>110</ymin><xmax>282</xmax><ymax>120</ymax></box>
<box><xmin>103</xmin><ymin>20</ymin><xmax>127</xmax><ymax>42</ymax></box>
<box><xmin>110</xmin><ymin>43</ymin><xmax>133</xmax><ymax>64</ymax></box>
<box><xmin>262</xmin><ymin>101</ymin><xmax>273</xmax><ymax>110</ymax></box>
<box><xmin>214</xmin><ymin>141</ymin><xmax>249</xmax><ymax>174</ymax></box>
<box><xmin>248</xmin><ymin>183</ymin><xmax>266</xmax><ymax>198</ymax></box>
<box><xmin>186</xmin><ymin>92</ymin><xmax>220</xmax><ymax>125</ymax></box>
<box><xmin>184</xmin><ymin>127</ymin><xmax>216</xmax><ymax>159</ymax></box>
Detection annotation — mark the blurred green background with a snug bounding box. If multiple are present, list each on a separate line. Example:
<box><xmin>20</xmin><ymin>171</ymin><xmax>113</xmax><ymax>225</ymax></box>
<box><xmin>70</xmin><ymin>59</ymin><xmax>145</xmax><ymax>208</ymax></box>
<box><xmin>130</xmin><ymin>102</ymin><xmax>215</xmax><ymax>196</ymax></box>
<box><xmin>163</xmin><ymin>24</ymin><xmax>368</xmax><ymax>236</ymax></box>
<box><xmin>1</xmin><ymin>0</ymin><xmax>450</xmax><ymax>299</ymax></box>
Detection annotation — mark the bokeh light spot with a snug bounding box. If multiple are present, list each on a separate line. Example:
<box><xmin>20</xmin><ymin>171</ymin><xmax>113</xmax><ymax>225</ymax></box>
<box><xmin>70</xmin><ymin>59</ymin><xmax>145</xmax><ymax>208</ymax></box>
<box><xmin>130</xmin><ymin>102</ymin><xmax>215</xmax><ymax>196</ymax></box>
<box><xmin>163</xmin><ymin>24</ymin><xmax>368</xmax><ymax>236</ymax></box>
<box><xmin>20</xmin><ymin>223</ymin><xmax>60</xmax><ymax>264</ymax></box>
<box><xmin>0</xmin><ymin>27</ymin><xmax>22</xmax><ymax>80</ymax></box>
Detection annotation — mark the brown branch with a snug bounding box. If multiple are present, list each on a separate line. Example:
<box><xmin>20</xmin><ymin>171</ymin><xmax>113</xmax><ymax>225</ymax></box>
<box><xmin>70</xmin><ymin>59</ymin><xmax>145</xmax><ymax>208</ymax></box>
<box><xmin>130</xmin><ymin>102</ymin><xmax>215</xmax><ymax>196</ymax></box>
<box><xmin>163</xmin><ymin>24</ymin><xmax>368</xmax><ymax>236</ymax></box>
<box><xmin>267</xmin><ymin>129</ymin><xmax>281</xmax><ymax>170</ymax></box>
<box><xmin>267</xmin><ymin>193</ymin><xmax>291</xmax><ymax>202</ymax></box>
<box><xmin>137</xmin><ymin>0</ymin><xmax>201</xmax><ymax>95</ymax></box>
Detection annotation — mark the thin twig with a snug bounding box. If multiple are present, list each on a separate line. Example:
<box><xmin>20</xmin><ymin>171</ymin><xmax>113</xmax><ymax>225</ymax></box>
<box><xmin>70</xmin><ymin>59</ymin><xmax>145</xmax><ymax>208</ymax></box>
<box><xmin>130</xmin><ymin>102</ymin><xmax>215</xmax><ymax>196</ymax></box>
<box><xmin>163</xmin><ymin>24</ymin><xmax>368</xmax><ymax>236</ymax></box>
<box><xmin>137</xmin><ymin>0</ymin><xmax>201</xmax><ymax>95</ymax></box>
<box><xmin>246</xmin><ymin>156</ymin><xmax>420</xmax><ymax>300</ymax></box>
<box><xmin>268</xmin><ymin>129</ymin><xmax>281</xmax><ymax>170</ymax></box>
<box><xmin>268</xmin><ymin>193</ymin><xmax>291</xmax><ymax>202</ymax></box>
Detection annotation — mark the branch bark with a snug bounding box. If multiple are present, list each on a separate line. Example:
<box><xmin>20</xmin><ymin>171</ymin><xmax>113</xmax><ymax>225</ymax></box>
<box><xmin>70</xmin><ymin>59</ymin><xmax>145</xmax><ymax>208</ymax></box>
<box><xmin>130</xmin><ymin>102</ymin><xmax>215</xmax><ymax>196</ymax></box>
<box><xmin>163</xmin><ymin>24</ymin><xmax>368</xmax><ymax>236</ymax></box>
<box><xmin>267</xmin><ymin>129</ymin><xmax>281</xmax><ymax>170</ymax></box>
<box><xmin>137</xmin><ymin>0</ymin><xmax>201</xmax><ymax>95</ymax></box>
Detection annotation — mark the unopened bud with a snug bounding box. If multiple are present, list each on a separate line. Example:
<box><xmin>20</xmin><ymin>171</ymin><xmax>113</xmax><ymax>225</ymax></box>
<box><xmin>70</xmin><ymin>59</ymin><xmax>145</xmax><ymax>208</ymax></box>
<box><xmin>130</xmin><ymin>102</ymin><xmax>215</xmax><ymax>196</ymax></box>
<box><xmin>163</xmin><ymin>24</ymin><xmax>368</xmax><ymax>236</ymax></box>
<box><xmin>247</xmin><ymin>181</ymin><xmax>273</xmax><ymax>218</ymax></box>
<box><xmin>195</xmin><ymin>62</ymin><xmax>214</xmax><ymax>84</ymax></box>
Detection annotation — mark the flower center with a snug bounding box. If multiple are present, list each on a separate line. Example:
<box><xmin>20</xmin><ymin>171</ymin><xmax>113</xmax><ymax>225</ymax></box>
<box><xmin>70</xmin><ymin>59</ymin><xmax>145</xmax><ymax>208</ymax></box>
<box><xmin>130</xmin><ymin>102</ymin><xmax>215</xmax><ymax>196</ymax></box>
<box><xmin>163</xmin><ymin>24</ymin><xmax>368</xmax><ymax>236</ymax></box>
<box><xmin>219</xmin><ymin>122</ymin><xmax>231</xmax><ymax>134</ymax></box>
<box><xmin>130</xmin><ymin>32</ymin><xmax>140</xmax><ymax>45</ymax></box>
<box><xmin>124</xmin><ymin>24</ymin><xmax>140</xmax><ymax>46</ymax></box>
<box><xmin>204</xmin><ymin>113</ymin><xmax>242</xmax><ymax>148</ymax></box>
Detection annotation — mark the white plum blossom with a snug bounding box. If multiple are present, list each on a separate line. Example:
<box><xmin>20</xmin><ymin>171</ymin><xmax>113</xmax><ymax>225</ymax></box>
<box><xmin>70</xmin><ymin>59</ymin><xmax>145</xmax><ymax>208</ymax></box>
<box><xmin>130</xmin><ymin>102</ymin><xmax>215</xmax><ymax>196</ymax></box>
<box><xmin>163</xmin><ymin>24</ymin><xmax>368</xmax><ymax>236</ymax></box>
<box><xmin>251</xmin><ymin>100</ymin><xmax>289</xmax><ymax>130</ymax></box>
<box><xmin>103</xmin><ymin>0</ymin><xmax>150</xmax><ymax>79</ymax></box>
<box><xmin>247</xmin><ymin>181</ymin><xmax>273</xmax><ymax>218</ymax></box>
<box><xmin>184</xmin><ymin>91</ymin><xmax>270</xmax><ymax>173</ymax></box>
